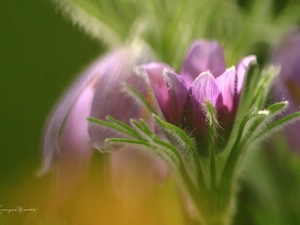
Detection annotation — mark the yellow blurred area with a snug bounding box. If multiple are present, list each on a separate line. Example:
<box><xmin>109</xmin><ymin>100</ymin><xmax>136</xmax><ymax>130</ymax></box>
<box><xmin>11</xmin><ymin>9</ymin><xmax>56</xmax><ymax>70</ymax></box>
<box><xmin>1</xmin><ymin>155</ymin><xmax>188</xmax><ymax>225</ymax></box>
<box><xmin>67</xmin><ymin>178</ymin><xmax>186</xmax><ymax>225</ymax></box>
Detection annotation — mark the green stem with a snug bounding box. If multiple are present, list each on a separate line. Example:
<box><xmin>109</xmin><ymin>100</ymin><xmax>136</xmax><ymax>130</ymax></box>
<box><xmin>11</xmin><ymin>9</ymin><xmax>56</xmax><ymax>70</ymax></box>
<box><xmin>179</xmin><ymin>163</ymin><xmax>210</xmax><ymax>225</ymax></box>
<box><xmin>217</xmin><ymin>111</ymin><xmax>258</xmax><ymax>214</ymax></box>
<box><xmin>218</xmin><ymin>140</ymin><xmax>241</xmax><ymax>211</ymax></box>
<box><xmin>210</xmin><ymin>146</ymin><xmax>217</xmax><ymax>192</ymax></box>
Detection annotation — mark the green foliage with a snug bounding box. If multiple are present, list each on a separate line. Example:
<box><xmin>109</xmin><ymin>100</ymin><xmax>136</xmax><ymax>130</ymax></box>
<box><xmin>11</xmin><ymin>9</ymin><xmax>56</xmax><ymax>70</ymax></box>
<box><xmin>234</xmin><ymin>136</ymin><xmax>300</xmax><ymax>225</ymax></box>
<box><xmin>50</xmin><ymin>0</ymin><xmax>300</xmax><ymax>67</ymax></box>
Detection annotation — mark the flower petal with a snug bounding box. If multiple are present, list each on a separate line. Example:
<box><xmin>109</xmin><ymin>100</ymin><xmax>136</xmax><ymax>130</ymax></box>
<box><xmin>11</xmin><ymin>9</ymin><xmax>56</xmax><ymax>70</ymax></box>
<box><xmin>140</xmin><ymin>62</ymin><xmax>172</xmax><ymax>111</ymax></box>
<box><xmin>272</xmin><ymin>29</ymin><xmax>300</xmax><ymax>84</ymax></box>
<box><xmin>53</xmin><ymin>85</ymin><xmax>95</xmax><ymax>206</ymax></box>
<box><xmin>189</xmin><ymin>71</ymin><xmax>222</xmax><ymax>106</ymax></box>
<box><xmin>141</xmin><ymin>63</ymin><xmax>188</xmax><ymax>125</ymax></box>
<box><xmin>181</xmin><ymin>40</ymin><xmax>226</xmax><ymax>86</ymax></box>
<box><xmin>40</xmin><ymin>52</ymin><xmax>109</xmax><ymax>175</ymax></box>
<box><xmin>272</xmin><ymin>29</ymin><xmax>300</xmax><ymax>153</ymax></box>
<box><xmin>236</xmin><ymin>55</ymin><xmax>256</xmax><ymax>93</ymax></box>
<box><xmin>162</xmin><ymin>71</ymin><xmax>188</xmax><ymax>125</ymax></box>
<box><xmin>40</xmin><ymin>49</ymin><xmax>127</xmax><ymax>205</ymax></box>
<box><xmin>216</xmin><ymin>67</ymin><xmax>236</xmax><ymax>112</ymax></box>
<box><xmin>181</xmin><ymin>72</ymin><xmax>222</xmax><ymax>152</ymax></box>
<box><xmin>88</xmin><ymin>49</ymin><xmax>154</xmax><ymax>150</ymax></box>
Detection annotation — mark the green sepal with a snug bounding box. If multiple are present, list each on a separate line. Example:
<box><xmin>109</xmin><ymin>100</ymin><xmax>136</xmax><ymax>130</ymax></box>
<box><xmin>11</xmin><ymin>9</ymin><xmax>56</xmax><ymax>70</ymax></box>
<box><xmin>253</xmin><ymin>111</ymin><xmax>300</xmax><ymax>144</ymax></box>
<box><xmin>154</xmin><ymin>115</ymin><xmax>206</xmax><ymax>189</ymax></box>
<box><xmin>87</xmin><ymin>116</ymin><xmax>140</xmax><ymax>138</ymax></box>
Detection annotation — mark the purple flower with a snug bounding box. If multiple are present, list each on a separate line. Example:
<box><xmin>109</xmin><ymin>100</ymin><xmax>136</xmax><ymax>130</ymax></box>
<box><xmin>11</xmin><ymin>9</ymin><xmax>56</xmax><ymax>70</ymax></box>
<box><xmin>141</xmin><ymin>40</ymin><xmax>256</xmax><ymax>152</ymax></box>
<box><xmin>40</xmin><ymin>47</ymin><xmax>167</xmax><ymax>205</ymax></box>
<box><xmin>273</xmin><ymin>28</ymin><xmax>300</xmax><ymax>153</ymax></box>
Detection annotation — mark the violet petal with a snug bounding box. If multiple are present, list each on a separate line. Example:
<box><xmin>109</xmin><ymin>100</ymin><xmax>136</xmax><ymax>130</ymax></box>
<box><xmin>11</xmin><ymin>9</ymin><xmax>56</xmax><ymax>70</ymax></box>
<box><xmin>88</xmin><ymin>50</ymin><xmax>153</xmax><ymax>150</ymax></box>
<box><xmin>189</xmin><ymin>71</ymin><xmax>222</xmax><ymax>106</ymax></box>
<box><xmin>143</xmin><ymin>63</ymin><xmax>188</xmax><ymax>125</ymax></box>
<box><xmin>40</xmin><ymin>52</ymin><xmax>112</xmax><ymax>174</ymax></box>
<box><xmin>181</xmin><ymin>40</ymin><xmax>226</xmax><ymax>86</ymax></box>
<box><xmin>272</xmin><ymin>29</ymin><xmax>300</xmax><ymax>84</ymax></box>
<box><xmin>53</xmin><ymin>85</ymin><xmax>94</xmax><ymax>206</ymax></box>
<box><xmin>236</xmin><ymin>55</ymin><xmax>256</xmax><ymax>94</ymax></box>
<box><xmin>181</xmin><ymin>72</ymin><xmax>222</xmax><ymax>152</ymax></box>
<box><xmin>163</xmin><ymin>71</ymin><xmax>188</xmax><ymax>125</ymax></box>
<box><xmin>215</xmin><ymin>67</ymin><xmax>236</xmax><ymax>112</ymax></box>
<box><xmin>140</xmin><ymin>62</ymin><xmax>172</xmax><ymax>108</ymax></box>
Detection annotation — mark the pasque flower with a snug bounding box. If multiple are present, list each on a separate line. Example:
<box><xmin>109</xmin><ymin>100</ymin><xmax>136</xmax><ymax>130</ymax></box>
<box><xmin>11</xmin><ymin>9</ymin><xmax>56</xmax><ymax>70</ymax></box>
<box><xmin>141</xmin><ymin>40</ymin><xmax>256</xmax><ymax>152</ymax></box>
<box><xmin>40</xmin><ymin>46</ymin><xmax>167</xmax><ymax>205</ymax></box>
<box><xmin>40</xmin><ymin>40</ymin><xmax>255</xmax><ymax>207</ymax></box>
<box><xmin>273</xmin><ymin>28</ymin><xmax>300</xmax><ymax>153</ymax></box>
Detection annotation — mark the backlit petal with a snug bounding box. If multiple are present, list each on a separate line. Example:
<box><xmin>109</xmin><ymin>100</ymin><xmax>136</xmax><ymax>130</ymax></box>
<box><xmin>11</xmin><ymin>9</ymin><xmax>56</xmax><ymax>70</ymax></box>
<box><xmin>181</xmin><ymin>72</ymin><xmax>222</xmax><ymax>152</ymax></box>
<box><xmin>140</xmin><ymin>62</ymin><xmax>172</xmax><ymax>112</ymax></box>
<box><xmin>181</xmin><ymin>40</ymin><xmax>226</xmax><ymax>86</ymax></box>
<box><xmin>162</xmin><ymin>71</ymin><xmax>188</xmax><ymax>125</ymax></box>
<box><xmin>40</xmin><ymin>52</ymin><xmax>110</xmax><ymax>174</ymax></box>
<box><xmin>88</xmin><ymin>49</ymin><xmax>153</xmax><ymax>150</ymax></box>
<box><xmin>216</xmin><ymin>67</ymin><xmax>236</xmax><ymax>112</ymax></box>
<box><xmin>189</xmin><ymin>71</ymin><xmax>222</xmax><ymax>106</ymax></box>
<box><xmin>53</xmin><ymin>85</ymin><xmax>94</xmax><ymax>206</ymax></box>
<box><xmin>236</xmin><ymin>55</ymin><xmax>256</xmax><ymax>93</ymax></box>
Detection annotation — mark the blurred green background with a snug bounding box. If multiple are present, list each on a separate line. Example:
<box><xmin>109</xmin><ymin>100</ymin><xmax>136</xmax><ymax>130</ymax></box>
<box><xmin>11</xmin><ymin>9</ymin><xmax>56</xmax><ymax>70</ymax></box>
<box><xmin>0</xmin><ymin>0</ymin><xmax>102</xmax><ymax>219</ymax></box>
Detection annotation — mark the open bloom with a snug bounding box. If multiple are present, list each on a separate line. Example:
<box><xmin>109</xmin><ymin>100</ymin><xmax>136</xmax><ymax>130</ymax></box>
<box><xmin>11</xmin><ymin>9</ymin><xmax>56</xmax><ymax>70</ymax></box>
<box><xmin>141</xmin><ymin>40</ymin><xmax>256</xmax><ymax>152</ymax></box>
<box><xmin>273</xmin><ymin>28</ymin><xmax>300</xmax><ymax>153</ymax></box>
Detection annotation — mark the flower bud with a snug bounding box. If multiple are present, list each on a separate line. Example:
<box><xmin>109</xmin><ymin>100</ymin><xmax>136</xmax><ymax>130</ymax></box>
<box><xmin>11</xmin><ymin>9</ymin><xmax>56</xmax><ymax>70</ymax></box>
<box><xmin>40</xmin><ymin>46</ymin><xmax>167</xmax><ymax>206</ymax></box>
